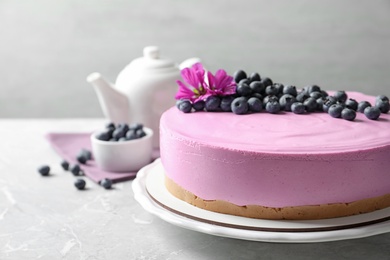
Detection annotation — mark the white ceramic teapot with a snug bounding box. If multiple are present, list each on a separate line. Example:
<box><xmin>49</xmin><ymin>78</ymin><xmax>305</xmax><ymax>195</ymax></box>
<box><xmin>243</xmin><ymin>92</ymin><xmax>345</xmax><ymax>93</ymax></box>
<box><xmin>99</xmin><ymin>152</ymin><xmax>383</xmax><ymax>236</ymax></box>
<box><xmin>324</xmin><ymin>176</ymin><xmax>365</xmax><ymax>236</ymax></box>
<box><xmin>87</xmin><ymin>46</ymin><xmax>200</xmax><ymax>148</ymax></box>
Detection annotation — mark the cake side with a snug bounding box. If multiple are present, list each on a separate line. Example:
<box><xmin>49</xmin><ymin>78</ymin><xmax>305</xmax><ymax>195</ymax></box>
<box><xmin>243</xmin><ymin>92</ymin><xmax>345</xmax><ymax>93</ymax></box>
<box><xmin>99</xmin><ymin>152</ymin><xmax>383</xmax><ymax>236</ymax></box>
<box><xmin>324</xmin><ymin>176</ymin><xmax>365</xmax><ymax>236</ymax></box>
<box><xmin>165</xmin><ymin>175</ymin><xmax>390</xmax><ymax>220</ymax></box>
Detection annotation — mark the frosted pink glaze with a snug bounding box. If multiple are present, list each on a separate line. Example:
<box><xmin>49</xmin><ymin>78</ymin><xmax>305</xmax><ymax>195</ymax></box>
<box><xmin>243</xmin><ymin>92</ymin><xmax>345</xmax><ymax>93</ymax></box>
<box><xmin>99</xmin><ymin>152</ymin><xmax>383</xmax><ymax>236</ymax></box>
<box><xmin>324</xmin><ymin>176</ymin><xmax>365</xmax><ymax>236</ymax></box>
<box><xmin>160</xmin><ymin>92</ymin><xmax>390</xmax><ymax>207</ymax></box>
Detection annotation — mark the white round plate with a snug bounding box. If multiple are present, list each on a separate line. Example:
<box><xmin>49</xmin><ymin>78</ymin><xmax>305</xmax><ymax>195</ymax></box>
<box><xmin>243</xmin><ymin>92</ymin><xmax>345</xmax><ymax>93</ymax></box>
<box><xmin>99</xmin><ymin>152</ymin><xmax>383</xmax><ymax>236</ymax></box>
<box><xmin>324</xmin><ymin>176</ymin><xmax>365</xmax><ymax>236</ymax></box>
<box><xmin>132</xmin><ymin>159</ymin><xmax>390</xmax><ymax>243</ymax></box>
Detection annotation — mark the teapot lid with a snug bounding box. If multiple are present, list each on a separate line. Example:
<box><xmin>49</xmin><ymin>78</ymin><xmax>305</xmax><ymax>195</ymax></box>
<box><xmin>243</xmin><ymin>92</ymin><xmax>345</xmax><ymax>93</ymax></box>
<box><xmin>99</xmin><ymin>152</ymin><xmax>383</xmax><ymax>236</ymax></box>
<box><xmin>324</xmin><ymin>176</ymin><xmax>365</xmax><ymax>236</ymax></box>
<box><xmin>130</xmin><ymin>46</ymin><xmax>176</xmax><ymax>70</ymax></box>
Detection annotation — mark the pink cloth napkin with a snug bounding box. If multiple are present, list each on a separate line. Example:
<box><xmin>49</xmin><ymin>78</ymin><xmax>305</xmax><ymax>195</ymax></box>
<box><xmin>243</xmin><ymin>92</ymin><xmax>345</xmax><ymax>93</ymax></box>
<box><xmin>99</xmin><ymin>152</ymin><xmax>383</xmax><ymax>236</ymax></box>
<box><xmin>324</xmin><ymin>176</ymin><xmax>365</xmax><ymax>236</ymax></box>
<box><xmin>46</xmin><ymin>133</ymin><xmax>160</xmax><ymax>183</ymax></box>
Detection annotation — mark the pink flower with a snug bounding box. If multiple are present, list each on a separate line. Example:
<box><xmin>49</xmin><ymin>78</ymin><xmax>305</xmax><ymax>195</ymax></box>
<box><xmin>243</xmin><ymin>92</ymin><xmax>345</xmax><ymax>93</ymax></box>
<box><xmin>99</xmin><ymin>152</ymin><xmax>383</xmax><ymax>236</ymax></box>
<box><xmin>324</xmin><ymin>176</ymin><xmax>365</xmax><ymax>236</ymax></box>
<box><xmin>206</xmin><ymin>69</ymin><xmax>236</xmax><ymax>96</ymax></box>
<box><xmin>175</xmin><ymin>63</ymin><xmax>210</xmax><ymax>102</ymax></box>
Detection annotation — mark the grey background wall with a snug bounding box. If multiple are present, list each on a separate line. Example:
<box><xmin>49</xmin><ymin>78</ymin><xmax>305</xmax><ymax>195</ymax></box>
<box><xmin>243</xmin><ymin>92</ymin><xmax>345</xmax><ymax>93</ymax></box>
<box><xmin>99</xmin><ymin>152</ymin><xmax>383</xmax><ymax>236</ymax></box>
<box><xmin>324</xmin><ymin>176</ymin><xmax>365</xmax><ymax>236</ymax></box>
<box><xmin>1</xmin><ymin>0</ymin><xmax>389</xmax><ymax>118</ymax></box>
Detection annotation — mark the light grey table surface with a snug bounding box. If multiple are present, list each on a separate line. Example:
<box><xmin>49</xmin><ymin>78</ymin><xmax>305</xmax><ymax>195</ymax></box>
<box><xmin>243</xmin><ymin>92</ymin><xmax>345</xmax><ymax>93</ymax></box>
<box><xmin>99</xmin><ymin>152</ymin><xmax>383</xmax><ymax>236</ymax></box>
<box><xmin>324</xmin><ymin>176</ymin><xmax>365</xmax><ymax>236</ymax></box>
<box><xmin>0</xmin><ymin>119</ymin><xmax>389</xmax><ymax>260</ymax></box>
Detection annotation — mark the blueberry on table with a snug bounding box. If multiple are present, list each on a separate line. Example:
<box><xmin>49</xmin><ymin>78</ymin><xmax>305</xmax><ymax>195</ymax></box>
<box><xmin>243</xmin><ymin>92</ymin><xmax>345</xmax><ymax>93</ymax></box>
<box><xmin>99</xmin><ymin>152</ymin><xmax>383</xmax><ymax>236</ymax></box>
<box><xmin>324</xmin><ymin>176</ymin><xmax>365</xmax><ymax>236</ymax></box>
<box><xmin>80</xmin><ymin>149</ymin><xmax>92</xmax><ymax>160</ymax></box>
<box><xmin>376</xmin><ymin>100</ymin><xmax>390</xmax><ymax>113</ymax></box>
<box><xmin>291</xmin><ymin>102</ymin><xmax>305</xmax><ymax>114</ymax></box>
<box><xmin>205</xmin><ymin>96</ymin><xmax>221</xmax><ymax>112</ymax></box>
<box><xmin>231</xmin><ymin>97</ymin><xmax>249</xmax><ymax>115</ymax></box>
<box><xmin>248</xmin><ymin>97</ymin><xmax>262</xmax><ymax>112</ymax></box>
<box><xmin>357</xmin><ymin>101</ymin><xmax>371</xmax><ymax>113</ymax></box>
<box><xmin>233</xmin><ymin>70</ymin><xmax>247</xmax><ymax>84</ymax></box>
<box><xmin>364</xmin><ymin>106</ymin><xmax>381</xmax><ymax>120</ymax></box>
<box><xmin>100</xmin><ymin>178</ymin><xmax>113</xmax><ymax>189</ymax></box>
<box><xmin>328</xmin><ymin>104</ymin><xmax>344</xmax><ymax>118</ymax></box>
<box><xmin>266</xmin><ymin>100</ymin><xmax>281</xmax><ymax>114</ymax></box>
<box><xmin>220</xmin><ymin>96</ymin><xmax>235</xmax><ymax>112</ymax></box>
<box><xmin>236</xmin><ymin>83</ymin><xmax>252</xmax><ymax>96</ymax></box>
<box><xmin>74</xmin><ymin>179</ymin><xmax>86</xmax><ymax>190</ymax></box>
<box><xmin>70</xmin><ymin>164</ymin><xmax>81</xmax><ymax>176</ymax></box>
<box><xmin>76</xmin><ymin>154</ymin><xmax>87</xmax><ymax>164</ymax></box>
<box><xmin>177</xmin><ymin>100</ymin><xmax>192</xmax><ymax>113</ymax></box>
<box><xmin>192</xmin><ymin>100</ymin><xmax>205</xmax><ymax>111</ymax></box>
<box><xmin>333</xmin><ymin>90</ymin><xmax>347</xmax><ymax>103</ymax></box>
<box><xmin>341</xmin><ymin>108</ymin><xmax>356</xmax><ymax>121</ymax></box>
<box><xmin>38</xmin><ymin>165</ymin><xmax>50</xmax><ymax>176</ymax></box>
<box><xmin>61</xmin><ymin>160</ymin><xmax>69</xmax><ymax>171</ymax></box>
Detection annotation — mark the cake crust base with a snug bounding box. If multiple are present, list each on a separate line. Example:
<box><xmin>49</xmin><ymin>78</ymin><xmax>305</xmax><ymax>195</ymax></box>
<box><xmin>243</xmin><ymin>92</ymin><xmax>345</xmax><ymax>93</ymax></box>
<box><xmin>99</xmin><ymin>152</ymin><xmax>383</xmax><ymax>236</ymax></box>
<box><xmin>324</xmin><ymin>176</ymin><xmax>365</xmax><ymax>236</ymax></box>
<box><xmin>165</xmin><ymin>175</ymin><xmax>390</xmax><ymax>220</ymax></box>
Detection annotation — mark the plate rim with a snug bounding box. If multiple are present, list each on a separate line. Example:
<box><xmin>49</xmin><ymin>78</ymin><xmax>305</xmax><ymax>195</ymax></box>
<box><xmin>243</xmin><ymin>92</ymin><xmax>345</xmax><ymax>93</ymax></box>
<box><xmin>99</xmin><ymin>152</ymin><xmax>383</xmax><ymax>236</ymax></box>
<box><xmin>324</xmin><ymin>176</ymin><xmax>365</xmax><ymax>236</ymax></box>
<box><xmin>132</xmin><ymin>159</ymin><xmax>390</xmax><ymax>243</ymax></box>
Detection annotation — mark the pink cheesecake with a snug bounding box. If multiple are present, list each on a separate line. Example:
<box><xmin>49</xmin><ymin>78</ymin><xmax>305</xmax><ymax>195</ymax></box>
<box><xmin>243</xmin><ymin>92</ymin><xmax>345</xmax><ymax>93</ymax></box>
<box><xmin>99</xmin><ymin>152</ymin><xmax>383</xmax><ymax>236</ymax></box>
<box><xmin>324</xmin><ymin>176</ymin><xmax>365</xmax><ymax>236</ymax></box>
<box><xmin>160</xmin><ymin>92</ymin><xmax>390</xmax><ymax>220</ymax></box>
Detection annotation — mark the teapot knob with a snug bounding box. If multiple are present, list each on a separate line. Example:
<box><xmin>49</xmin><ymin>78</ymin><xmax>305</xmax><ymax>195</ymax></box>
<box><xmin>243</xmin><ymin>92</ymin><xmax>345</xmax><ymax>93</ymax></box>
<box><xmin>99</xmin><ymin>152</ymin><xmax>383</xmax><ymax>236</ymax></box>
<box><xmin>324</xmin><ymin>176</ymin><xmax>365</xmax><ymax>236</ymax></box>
<box><xmin>143</xmin><ymin>46</ymin><xmax>160</xmax><ymax>59</ymax></box>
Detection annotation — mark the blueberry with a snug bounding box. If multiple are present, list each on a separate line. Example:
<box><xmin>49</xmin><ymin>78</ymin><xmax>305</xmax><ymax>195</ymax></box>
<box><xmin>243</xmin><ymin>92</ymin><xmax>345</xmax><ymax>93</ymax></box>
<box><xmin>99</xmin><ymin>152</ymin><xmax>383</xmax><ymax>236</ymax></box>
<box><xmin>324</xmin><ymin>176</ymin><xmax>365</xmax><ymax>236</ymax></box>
<box><xmin>118</xmin><ymin>137</ymin><xmax>127</xmax><ymax>142</ymax></box>
<box><xmin>231</xmin><ymin>97</ymin><xmax>249</xmax><ymax>115</ymax></box>
<box><xmin>307</xmin><ymin>85</ymin><xmax>321</xmax><ymax>94</ymax></box>
<box><xmin>376</xmin><ymin>100</ymin><xmax>390</xmax><ymax>113</ymax></box>
<box><xmin>61</xmin><ymin>160</ymin><xmax>69</xmax><ymax>171</ymax></box>
<box><xmin>345</xmin><ymin>99</ymin><xmax>358</xmax><ymax>111</ymax></box>
<box><xmin>247</xmin><ymin>97</ymin><xmax>262</xmax><ymax>112</ymax></box>
<box><xmin>177</xmin><ymin>100</ymin><xmax>192</xmax><ymax>113</ymax></box>
<box><xmin>38</xmin><ymin>165</ymin><xmax>50</xmax><ymax>176</ymax></box>
<box><xmin>303</xmin><ymin>97</ymin><xmax>318</xmax><ymax>112</ymax></box>
<box><xmin>283</xmin><ymin>85</ymin><xmax>297</xmax><ymax>97</ymax></box>
<box><xmin>233</xmin><ymin>70</ymin><xmax>247</xmax><ymax>84</ymax></box>
<box><xmin>249</xmin><ymin>81</ymin><xmax>265</xmax><ymax>94</ymax></box>
<box><xmin>316</xmin><ymin>98</ymin><xmax>325</xmax><ymax>111</ymax></box>
<box><xmin>129</xmin><ymin>123</ymin><xmax>143</xmax><ymax>131</ymax></box>
<box><xmin>265</xmin><ymin>101</ymin><xmax>281</xmax><ymax>114</ymax></box>
<box><xmin>364</xmin><ymin>106</ymin><xmax>381</xmax><ymax>120</ymax></box>
<box><xmin>291</xmin><ymin>102</ymin><xmax>305</xmax><ymax>114</ymax></box>
<box><xmin>251</xmin><ymin>93</ymin><xmax>263</xmax><ymax>100</ymax></box>
<box><xmin>376</xmin><ymin>95</ymin><xmax>389</xmax><ymax>103</ymax></box>
<box><xmin>112</xmin><ymin>127</ymin><xmax>126</xmax><ymax>139</ymax></box>
<box><xmin>321</xmin><ymin>90</ymin><xmax>329</xmax><ymax>97</ymax></box>
<box><xmin>296</xmin><ymin>92</ymin><xmax>310</xmax><ymax>103</ymax></box>
<box><xmin>106</xmin><ymin>122</ymin><xmax>115</xmax><ymax>131</ymax></box>
<box><xmin>126</xmin><ymin>129</ymin><xmax>137</xmax><ymax>140</ymax></box>
<box><xmin>220</xmin><ymin>96</ymin><xmax>235</xmax><ymax>112</ymax></box>
<box><xmin>80</xmin><ymin>149</ymin><xmax>92</xmax><ymax>160</ymax></box>
<box><xmin>135</xmin><ymin>128</ymin><xmax>147</xmax><ymax>138</ymax></box>
<box><xmin>273</xmin><ymin>83</ymin><xmax>284</xmax><ymax>95</ymax></box>
<box><xmin>279</xmin><ymin>94</ymin><xmax>296</xmax><ymax>111</ymax></box>
<box><xmin>193</xmin><ymin>100</ymin><xmax>205</xmax><ymax>111</ymax></box>
<box><xmin>238</xmin><ymin>78</ymin><xmax>250</xmax><ymax>86</ymax></box>
<box><xmin>119</xmin><ymin>123</ymin><xmax>129</xmax><ymax>133</ymax></box>
<box><xmin>265</xmin><ymin>85</ymin><xmax>279</xmax><ymax>96</ymax></box>
<box><xmin>341</xmin><ymin>108</ymin><xmax>356</xmax><ymax>121</ymax></box>
<box><xmin>357</xmin><ymin>101</ymin><xmax>371</xmax><ymax>113</ymax></box>
<box><xmin>309</xmin><ymin>91</ymin><xmax>323</xmax><ymax>100</ymax></box>
<box><xmin>328</xmin><ymin>104</ymin><xmax>344</xmax><ymax>118</ymax></box>
<box><xmin>76</xmin><ymin>154</ymin><xmax>87</xmax><ymax>164</ymax></box>
<box><xmin>74</xmin><ymin>179</ymin><xmax>86</xmax><ymax>190</ymax></box>
<box><xmin>322</xmin><ymin>96</ymin><xmax>337</xmax><ymax>112</ymax></box>
<box><xmin>249</xmin><ymin>72</ymin><xmax>261</xmax><ymax>82</ymax></box>
<box><xmin>205</xmin><ymin>96</ymin><xmax>221</xmax><ymax>111</ymax></box>
<box><xmin>236</xmin><ymin>83</ymin><xmax>252</xmax><ymax>96</ymax></box>
<box><xmin>333</xmin><ymin>91</ymin><xmax>347</xmax><ymax>103</ymax></box>
<box><xmin>263</xmin><ymin>95</ymin><xmax>278</xmax><ymax>107</ymax></box>
<box><xmin>260</xmin><ymin>77</ymin><xmax>273</xmax><ymax>87</ymax></box>
<box><xmin>70</xmin><ymin>164</ymin><xmax>81</xmax><ymax>176</ymax></box>
<box><xmin>96</xmin><ymin>131</ymin><xmax>111</xmax><ymax>141</ymax></box>
<box><xmin>99</xmin><ymin>178</ymin><xmax>113</xmax><ymax>189</ymax></box>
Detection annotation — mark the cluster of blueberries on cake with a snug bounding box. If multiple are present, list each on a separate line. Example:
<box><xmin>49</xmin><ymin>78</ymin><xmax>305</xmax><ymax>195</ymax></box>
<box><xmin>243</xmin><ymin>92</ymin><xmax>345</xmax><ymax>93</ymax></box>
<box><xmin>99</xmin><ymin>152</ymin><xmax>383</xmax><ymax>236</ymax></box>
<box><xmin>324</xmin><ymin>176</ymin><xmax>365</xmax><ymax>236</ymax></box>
<box><xmin>176</xmin><ymin>69</ymin><xmax>389</xmax><ymax>121</ymax></box>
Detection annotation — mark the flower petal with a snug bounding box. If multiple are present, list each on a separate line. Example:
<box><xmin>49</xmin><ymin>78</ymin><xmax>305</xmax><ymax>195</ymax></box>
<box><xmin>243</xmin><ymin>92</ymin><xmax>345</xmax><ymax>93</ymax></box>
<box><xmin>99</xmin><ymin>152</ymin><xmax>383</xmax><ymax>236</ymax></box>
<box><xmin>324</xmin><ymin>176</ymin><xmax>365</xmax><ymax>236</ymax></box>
<box><xmin>175</xmin><ymin>80</ymin><xmax>195</xmax><ymax>101</ymax></box>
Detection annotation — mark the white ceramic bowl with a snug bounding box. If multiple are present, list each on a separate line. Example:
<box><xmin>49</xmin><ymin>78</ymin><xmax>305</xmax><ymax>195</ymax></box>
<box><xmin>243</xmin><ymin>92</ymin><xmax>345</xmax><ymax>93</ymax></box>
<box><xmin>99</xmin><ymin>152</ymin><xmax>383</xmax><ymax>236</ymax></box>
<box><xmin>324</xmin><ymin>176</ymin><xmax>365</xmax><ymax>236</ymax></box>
<box><xmin>91</xmin><ymin>127</ymin><xmax>154</xmax><ymax>172</ymax></box>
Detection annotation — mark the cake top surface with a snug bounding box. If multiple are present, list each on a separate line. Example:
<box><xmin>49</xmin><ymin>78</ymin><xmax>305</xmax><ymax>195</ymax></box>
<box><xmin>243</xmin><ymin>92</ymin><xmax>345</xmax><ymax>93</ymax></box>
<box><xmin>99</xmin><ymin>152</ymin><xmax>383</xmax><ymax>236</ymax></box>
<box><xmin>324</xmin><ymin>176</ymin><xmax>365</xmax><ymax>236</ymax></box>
<box><xmin>162</xmin><ymin>92</ymin><xmax>390</xmax><ymax>154</ymax></box>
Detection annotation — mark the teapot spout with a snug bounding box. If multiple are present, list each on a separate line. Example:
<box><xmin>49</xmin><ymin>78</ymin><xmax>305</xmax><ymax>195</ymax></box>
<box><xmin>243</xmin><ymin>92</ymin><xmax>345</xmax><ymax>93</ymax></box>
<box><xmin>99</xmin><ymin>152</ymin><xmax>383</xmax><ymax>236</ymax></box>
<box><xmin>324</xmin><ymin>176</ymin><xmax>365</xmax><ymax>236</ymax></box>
<box><xmin>87</xmin><ymin>73</ymin><xmax>130</xmax><ymax>124</ymax></box>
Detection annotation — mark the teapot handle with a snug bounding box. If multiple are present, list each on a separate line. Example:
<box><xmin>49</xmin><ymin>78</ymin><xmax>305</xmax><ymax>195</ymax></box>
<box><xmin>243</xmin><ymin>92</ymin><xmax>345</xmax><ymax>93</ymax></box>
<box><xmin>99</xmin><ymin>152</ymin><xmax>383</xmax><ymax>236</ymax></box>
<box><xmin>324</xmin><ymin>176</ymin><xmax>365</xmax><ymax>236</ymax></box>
<box><xmin>179</xmin><ymin>57</ymin><xmax>202</xmax><ymax>70</ymax></box>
